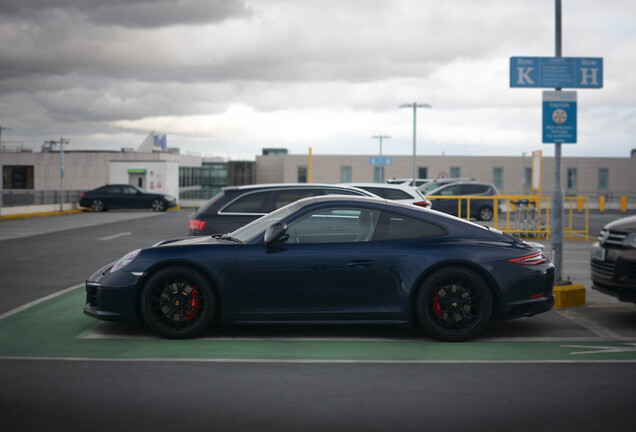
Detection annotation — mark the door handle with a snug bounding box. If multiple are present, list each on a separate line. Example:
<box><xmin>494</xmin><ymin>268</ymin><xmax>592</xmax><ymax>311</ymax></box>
<box><xmin>346</xmin><ymin>260</ymin><xmax>375</xmax><ymax>268</ymax></box>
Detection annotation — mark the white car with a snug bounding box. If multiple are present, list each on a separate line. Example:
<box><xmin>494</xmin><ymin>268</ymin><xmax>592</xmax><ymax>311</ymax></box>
<box><xmin>341</xmin><ymin>183</ymin><xmax>432</xmax><ymax>208</ymax></box>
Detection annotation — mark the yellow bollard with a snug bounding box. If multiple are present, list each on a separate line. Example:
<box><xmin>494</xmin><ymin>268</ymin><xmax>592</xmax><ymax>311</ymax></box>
<box><xmin>577</xmin><ymin>197</ymin><xmax>583</xmax><ymax>211</ymax></box>
<box><xmin>621</xmin><ymin>196</ymin><xmax>627</xmax><ymax>212</ymax></box>
<box><xmin>599</xmin><ymin>195</ymin><xmax>606</xmax><ymax>212</ymax></box>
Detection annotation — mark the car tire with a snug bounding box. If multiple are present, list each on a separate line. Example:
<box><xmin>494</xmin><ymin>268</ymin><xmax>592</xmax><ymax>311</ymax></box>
<box><xmin>91</xmin><ymin>199</ymin><xmax>106</xmax><ymax>212</ymax></box>
<box><xmin>151</xmin><ymin>199</ymin><xmax>167</xmax><ymax>212</ymax></box>
<box><xmin>415</xmin><ymin>266</ymin><xmax>492</xmax><ymax>342</ymax></box>
<box><xmin>140</xmin><ymin>266</ymin><xmax>217</xmax><ymax>339</ymax></box>
<box><xmin>477</xmin><ymin>206</ymin><xmax>493</xmax><ymax>221</ymax></box>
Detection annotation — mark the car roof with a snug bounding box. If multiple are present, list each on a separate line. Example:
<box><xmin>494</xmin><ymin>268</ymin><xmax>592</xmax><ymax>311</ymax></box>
<box><xmin>342</xmin><ymin>182</ymin><xmax>417</xmax><ymax>190</ymax></box>
<box><xmin>427</xmin><ymin>181</ymin><xmax>498</xmax><ymax>193</ymax></box>
<box><xmin>295</xmin><ymin>194</ymin><xmax>416</xmax><ymax>212</ymax></box>
<box><xmin>223</xmin><ymin>183</ymin><xmax>364</xmax><ymax>191</ymax></box>
<box><xmin>293</xmin><ymin>195</ymin><xmax>491</xmax><ymax>229</ymax></box>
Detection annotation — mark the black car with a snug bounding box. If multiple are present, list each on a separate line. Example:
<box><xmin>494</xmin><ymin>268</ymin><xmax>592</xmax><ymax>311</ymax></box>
<box><xmin>426</xmin><ymin>181</ymin><xmax>500</xmax><ymax>221</ymax></box>
<box><xmin>85</xmin><ymin>195</ymin><xmax>555</xmax><ymax>341</ymax></box>
<box><xmin>187</xmin><ymin>183</ymin><xmax>374</xmax><ymax>235</ymax></box>
<box><xmin>590</xmin><ymin>214</ymin><xmax>636</xmax><ymax>303</ymax></box>
<box><xmin>79</xmin><ymin>184</ymin><xmax>177</xmax><ymax>212</ymax></box>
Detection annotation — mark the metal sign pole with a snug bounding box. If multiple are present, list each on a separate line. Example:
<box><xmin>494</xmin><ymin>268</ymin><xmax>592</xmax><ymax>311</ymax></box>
<box><xmin>551</xmin><ymin>0</ymin><xmax>564</xmax><ymax>281</ymax></box>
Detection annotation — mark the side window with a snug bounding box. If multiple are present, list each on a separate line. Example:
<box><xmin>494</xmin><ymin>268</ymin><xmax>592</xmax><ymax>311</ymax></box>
<box><xmin>122</xmin><ymin>186</ymin><xmax>138</xmax><ymax>194</ymax></box>
<box><xmin>267</xmin><ymin>189</ymin><xmax>317</xmax><ymax>212</ymax></box>
<box><xmin>461</xmin><ymin>184</ymin><xmax>487</xmax><ymax>195</ymax></box>
<box><xmin>383</xmin><ymin>189</ymin><xmax>413</xmax><ymax>200</ymax></box>
<box><xmin>106</xmin><ymin>186</ymin><xmax>122</xmax><ymax>194</ymax></box>
<box><xmin>284</xmin><ymin>207</ymin><xmax>380</xmax><ymax>244</ymax></box>
<box><xmin>222</xmin><ymin>191</ymin><xmax>271</xmax><ymax>214</ymax></box>
<box><xmin>357</xmin><ymin>187</ymin><xmax>388</xmax><ymax>198</ymax></box>
<box><xmin>439</xmin><ymin>185</ymin><xmax>461</xmax><ymax>196</ymax></box>
<box><xmin>373</xmin><ymin>212</ymin><xmax>446</xmax><ymax>241</ymax></box>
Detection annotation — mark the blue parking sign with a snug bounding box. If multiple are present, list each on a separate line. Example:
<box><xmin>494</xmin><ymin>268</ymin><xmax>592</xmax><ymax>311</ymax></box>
<box><xmin>542</xmin><ymin>91</ymin><xmax>577</xmax><ymax>143</ymax></box>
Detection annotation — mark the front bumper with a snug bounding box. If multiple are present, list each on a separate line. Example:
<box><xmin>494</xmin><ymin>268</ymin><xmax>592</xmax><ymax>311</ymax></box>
<box><xmin>590</xmin><ymin>243</ymin><xmax>636</xmax><ymax>302</ymax></box>
<box><xmin>83</xmin><ymin>269</ymin><xmax>144</xmax><ymax>325</ymax></box>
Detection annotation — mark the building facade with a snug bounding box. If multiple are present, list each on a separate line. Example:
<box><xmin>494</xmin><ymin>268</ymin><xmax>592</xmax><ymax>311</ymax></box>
<box><xmin>2</xmin><ymin>148</ymin><xmax>635</xmax><ymax>214</ymax></box>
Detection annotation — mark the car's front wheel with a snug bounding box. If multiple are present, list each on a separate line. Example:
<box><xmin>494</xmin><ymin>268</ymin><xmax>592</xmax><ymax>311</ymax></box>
<box><xmin>151</xmin><ymin>199</ymin><xmax>167</xmax><ymax>212</ymax></box>
<box><xmin>140</xmin><ymin>266</ymin><xmax>216</xmax><ymax>339</ymax></box>
<box><xmin>91</xmin><ymin>199</ymin><xmax>106</xmax><ymax>212</ymax></box>
<box><xmin>416</xmin><ymin>267</ymin><xmax>492</xmax><ymax>341</ymax></box>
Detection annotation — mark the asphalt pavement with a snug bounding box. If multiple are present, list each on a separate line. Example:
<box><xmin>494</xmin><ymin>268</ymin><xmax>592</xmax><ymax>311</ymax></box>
<box><xmin>1</xmin><ymin>208</ymin><xmax>635</xmax><ymax>432</ymax></box>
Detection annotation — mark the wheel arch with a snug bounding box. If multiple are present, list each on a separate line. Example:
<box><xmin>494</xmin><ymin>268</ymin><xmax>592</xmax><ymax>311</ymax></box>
<box><xmin>409</xmin><ymin>260</ymin><xmax>503</xmax><ymax>326</ymax></box>
<box><xmin>134</xmin><ymin>259</ymin><xmax>223</xmax><ymax>326</ymax></box>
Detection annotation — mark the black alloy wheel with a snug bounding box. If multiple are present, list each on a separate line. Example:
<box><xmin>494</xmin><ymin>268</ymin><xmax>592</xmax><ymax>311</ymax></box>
<box><xmin>151</xmin><ymin>199</ymin><xmax>166</xmax><ymax>212</ymax></box>
<box><xmin>91</xmin><ymin>199</ymin><xmax>106</xmax><ymax>212</ymax></box>
<box><xmin>416</xmin><ymin>267</ymin><xmax>492</xmax><ymax>341</ymax></box>
<box><xmin>140</xmin><ymin>266</ymin><xmax>216</xmax><ymax>338</ymax></box>
<box><xmin>477</xmin><ymin>206</ymin><xmax>494</xmax><ymax>221</ymax></box>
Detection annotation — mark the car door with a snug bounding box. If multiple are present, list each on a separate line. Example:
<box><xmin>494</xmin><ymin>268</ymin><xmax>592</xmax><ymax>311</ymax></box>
<box><xmin>120</xmin><ymin>185</ymin><xmax>146</xmax><ymax>209</ymax></box>
<box><xmin>461</xmin><ymin>184</ymin><xmax>490</xmax><ymax>217</ymax></box>
<box><xmin>103</xmin><ymin>185</ymin><xmax>124</xmax><ymax>208</ymax></box>
<box><xmin>232</xmin><ymin>207</ymin><xmax>381</xmax><ymax>319</ymax></box>
<box><xmin>430</xmin><ymin>184</ymin><xmax>463</xmax><ymax>216</ymax></box>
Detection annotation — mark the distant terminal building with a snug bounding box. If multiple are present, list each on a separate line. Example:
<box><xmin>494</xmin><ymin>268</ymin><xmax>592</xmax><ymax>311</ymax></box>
<box><xmin>1</xmin><ymin>132</ymin><xmax>635</xmax><ymax>214</ymax></box>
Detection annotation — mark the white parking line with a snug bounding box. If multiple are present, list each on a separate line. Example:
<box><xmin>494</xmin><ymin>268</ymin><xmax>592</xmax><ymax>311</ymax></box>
<box><xmin>1</xmin><ymin>356</ymin><xmax>635</xmax><ymax>364</ymax></box>
<box><xmin>556</xmin><ymin>309</ymin><xmax>627</xmax><ymax>341</ymax></box>
<box><xmin>97</xmin><ymin>232</ymin><xmax>132</xmax><ymax>241</ymax></box>
<box><xmin>0</xmin><ymin>284</ymin><xmax>83</xmax><ymax>320</ymax></box>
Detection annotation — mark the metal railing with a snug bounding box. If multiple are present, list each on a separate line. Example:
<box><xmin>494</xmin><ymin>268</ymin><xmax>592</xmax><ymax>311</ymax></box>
<box><xmin>427</xmin><ymin>194</ymin><xmax>591</xmax><ymax>241</ymax></box>
<box><xmin>1</xmin><ymin>190</ymin><xmax>83</xmax><ymax>207</ymax></box>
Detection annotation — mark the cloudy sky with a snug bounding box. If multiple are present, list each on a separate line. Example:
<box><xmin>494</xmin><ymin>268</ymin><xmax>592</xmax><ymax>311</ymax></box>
<box><xmin>0</xmin><ymin>0</ymin><xmax>634</xmax><ymax>160</ymax></box>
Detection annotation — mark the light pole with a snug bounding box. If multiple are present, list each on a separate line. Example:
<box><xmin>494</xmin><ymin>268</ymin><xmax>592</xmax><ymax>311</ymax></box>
<box><xmin>371</xmin><ymin>135</ymin><xmax>390</xmax><ymax>182</ymax></box>
<box><xmin>399</xmin><ymin>102</ymin><xmax>431</xmax><ymax>185</ymax></box>
<box><xmin>45</xmin><ymin>138</ymin><xmax>70</xmax><ymax>212</ymax></box>
<box><xmin>0</xmin><ymin>125</ymin><xmax>11</xmax><ymax>215</ymax></box>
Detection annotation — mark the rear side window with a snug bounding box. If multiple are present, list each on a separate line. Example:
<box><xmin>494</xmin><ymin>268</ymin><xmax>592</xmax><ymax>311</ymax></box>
<box><xmin>373</xmin><ymin>212</ymin><xmax>446</xmax><ymax>241</ymax></box>
<box><xmin>358</xmin><ymin>187</ymin><xmax>412</xmax><ymax>200</ymax></box>
<box><xmin>222</xmin><ymin>191</ymin><xmax>272</xmax><ymax>214</ymax></box>
<box><xmin>105</xmin><ymin>186</ymin><xmax>122</xmax><ymax>194</ymax></box>
<box><xmin>383</xmin><ymin>189</ymin><xmax>413</xmax><ymax>200</ymax></box>
<box><xmin>266</xmin><ymin>189</ymin><xmax>318</xmax><ymax>212</ymax></box>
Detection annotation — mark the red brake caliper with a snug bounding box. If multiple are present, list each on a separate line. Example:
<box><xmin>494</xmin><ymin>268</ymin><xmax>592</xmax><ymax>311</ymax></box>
<box><xmin>432</xmin><ymin>295</ymin><xmax>442</xmax><ymax>318</ymax></box>
<box><xmin>187</xmin><ymin>288</ymin><xmax>200</xmax><ymax>321</ymax></box>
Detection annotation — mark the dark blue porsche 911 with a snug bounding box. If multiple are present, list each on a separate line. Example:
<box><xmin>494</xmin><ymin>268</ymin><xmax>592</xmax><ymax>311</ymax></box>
<box><xmin>84</xmin><ymin>196</ymin><xmax>554</xmax><ymax>341</ymax></box>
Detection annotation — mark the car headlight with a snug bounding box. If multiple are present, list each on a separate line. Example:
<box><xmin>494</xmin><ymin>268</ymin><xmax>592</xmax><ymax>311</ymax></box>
<box><xmin>624</xmin><ymin>233</ymin><xmax>636</xmax><ymax>248</ymax></box>
<box><xmin>110</xmin><ymin>249</ymin><xmax>141</xmax><ymax>273</ymax></box>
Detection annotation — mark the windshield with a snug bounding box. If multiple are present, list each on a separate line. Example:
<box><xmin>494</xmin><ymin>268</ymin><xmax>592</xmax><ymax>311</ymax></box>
<box><xmin>230</xmin><ymin>201</ymin><xmax>302</xmax><ymax>243</ymax></box>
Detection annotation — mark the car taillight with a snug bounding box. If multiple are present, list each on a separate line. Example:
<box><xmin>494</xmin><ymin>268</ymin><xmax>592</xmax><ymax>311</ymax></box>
<box><xmin>508</xmin><ymin>251</ymin><xmax>547</xmax><ymax>266</ymax></box>
<box><xmin>188</xmin><ymin>219</ymin><xmax>206</xmax><ymax>231</ymax></box>
<box><xmin>80</xmin><ymin>193</ymin><xmax>85</xmax><ymax>198</ymax></box>
<box><xmin>413</xmin><ymin>201</ymin><xmax>430</xmax><ymax>208</ymax></box>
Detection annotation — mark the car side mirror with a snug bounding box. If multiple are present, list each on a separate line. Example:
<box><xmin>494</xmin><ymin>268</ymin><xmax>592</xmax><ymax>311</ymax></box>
<box><xmin>264</xmin><ymin>222</ymin><xmax>288</xmax><ymax>252</ymax></box>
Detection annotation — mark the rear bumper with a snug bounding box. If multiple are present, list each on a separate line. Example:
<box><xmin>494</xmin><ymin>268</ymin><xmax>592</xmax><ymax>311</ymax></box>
<box><xmin>504</xmin><ymin>295</ymin><xmax>555</xmax><ymax>319</ymax></box>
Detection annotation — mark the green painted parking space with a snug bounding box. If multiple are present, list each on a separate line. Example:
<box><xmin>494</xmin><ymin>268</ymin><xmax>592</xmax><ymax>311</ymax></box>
<box><xmin>1</xmin><ymin>287</ymin><xmax>635</xmax><ymax>362</ymax></box>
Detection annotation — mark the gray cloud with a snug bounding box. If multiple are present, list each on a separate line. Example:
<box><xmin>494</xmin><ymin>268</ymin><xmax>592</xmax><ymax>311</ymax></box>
<box><xmin>0</xmin><ymin>0</ymin><xmax>251</xmax><ymax>28</ymax></box>
<box><xmin>0</xmin><ymin>0</ymin><xmax>633</xmax><ymax>158</ymax></box>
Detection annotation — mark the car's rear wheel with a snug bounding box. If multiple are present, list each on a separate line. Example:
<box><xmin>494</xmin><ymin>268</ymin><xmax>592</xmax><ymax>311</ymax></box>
<box><xmin>140</xmin><ymin>266</ymin><xmax>216</xmax><ymax>339</ymax></box>
<box><xmin>477</xmin><ymin>206</ymin><xmax>493</xmax><ymax>221</ymax></box>
<box><xmin>151</xmin><ymin>199</ymin><xmax>166</xmax><ymax>212</ymax></box>
<box><xmin>91</xmin><ymin>199</ymin><xmax>106</xmax><ymax>212</ymax></box>
<box><xmin>416</xmin><ymin>267</ymin><xmax>492</xmax><ymax>341</ymax></box>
